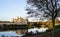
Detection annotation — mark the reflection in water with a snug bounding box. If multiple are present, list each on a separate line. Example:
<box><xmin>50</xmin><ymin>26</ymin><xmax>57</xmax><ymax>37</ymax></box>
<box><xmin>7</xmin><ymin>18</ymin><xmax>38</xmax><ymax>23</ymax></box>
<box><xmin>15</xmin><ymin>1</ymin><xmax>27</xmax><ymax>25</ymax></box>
<box><xmin>15</xmin><ymin>29</ymin><xmax>28</xmax><ymax>34</ymax></box>
<box><xmin>0</xmin><ymin>31</ymin><xmax>24</xmax><ymax>37</ymax></box>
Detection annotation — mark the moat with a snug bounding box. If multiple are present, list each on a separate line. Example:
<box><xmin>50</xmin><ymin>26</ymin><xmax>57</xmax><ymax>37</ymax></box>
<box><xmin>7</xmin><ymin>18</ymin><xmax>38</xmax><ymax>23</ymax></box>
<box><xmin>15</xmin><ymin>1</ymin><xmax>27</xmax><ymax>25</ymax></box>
<box><xmin>0</xmin><ymin>31</ymin><xmax>24</xmax><ymax>37</ymax></box>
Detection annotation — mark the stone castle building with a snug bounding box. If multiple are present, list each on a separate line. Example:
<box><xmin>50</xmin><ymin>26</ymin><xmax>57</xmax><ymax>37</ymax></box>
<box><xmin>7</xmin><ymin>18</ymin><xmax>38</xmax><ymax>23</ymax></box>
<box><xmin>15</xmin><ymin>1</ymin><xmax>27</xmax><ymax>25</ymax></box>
<box><xmin>12</xmin><ymin>16</ymin><xmax>28</xmax><ymax>24</ymax></box>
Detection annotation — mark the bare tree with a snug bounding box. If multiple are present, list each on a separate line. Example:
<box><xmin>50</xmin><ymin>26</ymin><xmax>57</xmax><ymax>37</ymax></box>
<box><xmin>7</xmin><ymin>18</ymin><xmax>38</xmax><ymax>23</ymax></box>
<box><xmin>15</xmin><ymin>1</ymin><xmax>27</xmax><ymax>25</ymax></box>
<box><xmin>26</xmin><ymin>0</ymin><xmax>60</xmax><ymax>37</ymax></box>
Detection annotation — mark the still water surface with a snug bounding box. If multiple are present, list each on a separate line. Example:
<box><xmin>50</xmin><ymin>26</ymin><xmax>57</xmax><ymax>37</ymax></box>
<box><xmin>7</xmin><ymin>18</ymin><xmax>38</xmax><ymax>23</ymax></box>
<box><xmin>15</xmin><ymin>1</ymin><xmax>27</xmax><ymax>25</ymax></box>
<box><xmin>0</xmin><ymin>31</ymin><xmax>24</xmax><ymax>37</ymax></box>
<box><xmin>0</xmin><ymin>28</ymin><xmax>48</xmax><ymax>37</ymax></box>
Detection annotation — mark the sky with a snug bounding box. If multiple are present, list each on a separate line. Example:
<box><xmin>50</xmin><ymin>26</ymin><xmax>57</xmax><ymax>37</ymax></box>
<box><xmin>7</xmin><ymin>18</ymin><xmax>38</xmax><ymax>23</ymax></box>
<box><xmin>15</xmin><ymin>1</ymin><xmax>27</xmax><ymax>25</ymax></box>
<box><xmin>0</xmin><ymin>0</ymin><xmax>27</xmax><ymax>21</ymax></box>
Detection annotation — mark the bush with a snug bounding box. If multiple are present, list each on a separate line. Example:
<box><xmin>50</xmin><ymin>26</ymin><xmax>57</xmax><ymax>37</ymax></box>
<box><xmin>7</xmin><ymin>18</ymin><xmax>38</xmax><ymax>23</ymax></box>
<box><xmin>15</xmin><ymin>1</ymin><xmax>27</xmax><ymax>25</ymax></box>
<box><xmin>55</xmin><ymin>25</ymin><xmax>60</xmax><ymax>29</ymax></box>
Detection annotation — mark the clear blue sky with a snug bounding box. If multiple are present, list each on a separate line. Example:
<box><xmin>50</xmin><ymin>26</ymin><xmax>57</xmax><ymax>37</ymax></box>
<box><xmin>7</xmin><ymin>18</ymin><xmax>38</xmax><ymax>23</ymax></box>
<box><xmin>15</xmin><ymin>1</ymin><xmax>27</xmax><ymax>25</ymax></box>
<box><xmin>0</xmin><ymin>0</ymin><xmax>27</xmax><ymax>21</ymax></box>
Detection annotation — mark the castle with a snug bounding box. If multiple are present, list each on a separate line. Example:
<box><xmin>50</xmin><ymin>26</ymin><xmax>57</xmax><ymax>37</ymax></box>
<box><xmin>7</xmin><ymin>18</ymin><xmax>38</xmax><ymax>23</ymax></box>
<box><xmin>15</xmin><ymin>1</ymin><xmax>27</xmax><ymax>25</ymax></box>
<box><xmin>12</xmin><ymin>16</ymin><xmax>28</xmax><ymax>24</ymax></box>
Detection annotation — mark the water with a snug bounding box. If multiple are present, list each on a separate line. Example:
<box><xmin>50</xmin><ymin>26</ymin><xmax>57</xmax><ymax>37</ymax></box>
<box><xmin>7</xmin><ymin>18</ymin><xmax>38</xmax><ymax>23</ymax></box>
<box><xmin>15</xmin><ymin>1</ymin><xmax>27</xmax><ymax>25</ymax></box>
<box><xmin>0</xmin><ymin>31</ymin><xmax>24</xmax><ymax>37</ymax></box>
<box><xmin>28</xmin><ymin>28</ymin><xmax>49</xmax><ymax>34</ymax></box>
<box><xmin>0</xmin><ymin>28</ymin><xmax>49</xmax><ymax>37</ymax></box>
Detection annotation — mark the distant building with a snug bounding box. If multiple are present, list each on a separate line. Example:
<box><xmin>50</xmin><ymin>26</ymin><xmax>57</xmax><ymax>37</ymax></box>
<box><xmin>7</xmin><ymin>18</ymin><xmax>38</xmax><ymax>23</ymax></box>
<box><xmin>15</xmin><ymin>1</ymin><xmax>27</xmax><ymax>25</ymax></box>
<box><xmin>12</xmin><ymin>16</ymin><xmax>28</xmax><ymax>24</ymax></box>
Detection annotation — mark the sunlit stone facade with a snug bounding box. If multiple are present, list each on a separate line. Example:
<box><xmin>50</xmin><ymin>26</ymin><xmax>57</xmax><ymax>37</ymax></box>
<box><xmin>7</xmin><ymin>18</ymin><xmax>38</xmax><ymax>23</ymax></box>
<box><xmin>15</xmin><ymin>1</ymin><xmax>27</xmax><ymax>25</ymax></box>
<box><xmin>12</xmin><ymin>16</ymin><xmax>28</xmax><ymax>24</ymax></box>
